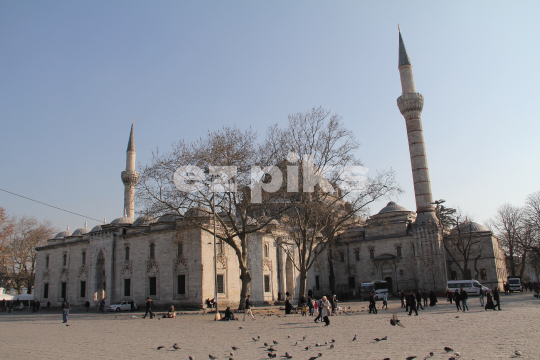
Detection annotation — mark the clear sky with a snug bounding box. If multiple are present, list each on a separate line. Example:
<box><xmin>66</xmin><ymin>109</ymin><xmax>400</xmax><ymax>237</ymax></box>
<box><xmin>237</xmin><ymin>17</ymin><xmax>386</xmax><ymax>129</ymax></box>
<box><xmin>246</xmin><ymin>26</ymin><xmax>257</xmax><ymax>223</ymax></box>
<box><xmin>1</xmin><ymin>1</ymin><xmax>539</xmax><ymax>233</ymax></box>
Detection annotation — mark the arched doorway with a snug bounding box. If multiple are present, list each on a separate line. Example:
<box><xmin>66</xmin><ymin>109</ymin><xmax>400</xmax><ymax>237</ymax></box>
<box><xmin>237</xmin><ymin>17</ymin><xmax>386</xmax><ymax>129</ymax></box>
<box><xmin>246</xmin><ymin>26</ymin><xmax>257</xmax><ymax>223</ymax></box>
<box><xmin>285</xmin><ymin>256</ymin><xmax>294</xmax><ymax>300</ymax></box>
<box><xmin>95</xmin><ymin>251</ymin><xmax>106</xmax><ymax>301</ymax></box>
<box><xmin>384</xmin><ymin>277</ymin><xmax>393</xmax><ymax>294</ymax></box>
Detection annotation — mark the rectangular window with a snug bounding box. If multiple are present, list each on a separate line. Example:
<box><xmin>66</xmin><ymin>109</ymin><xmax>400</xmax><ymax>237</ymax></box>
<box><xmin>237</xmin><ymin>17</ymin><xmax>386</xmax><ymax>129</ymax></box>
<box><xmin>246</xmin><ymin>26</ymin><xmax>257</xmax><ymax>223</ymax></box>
<box><xmin>397</xmin><ymin>246</ymin><xmax>402</xmax><ymax>259</ymax></box>
<box><xmin>80</xmin><ymin>281</ymin><xmax>86</xmax><ymax>298</ymax></box>
<box><xmin>480</xmin><ymin>268</ymin><xmax>487</xmax><ymax>280</ymax></box>
<box><xmin>125</xmin><ymin>247</ymin><xmax>130</xmax><ymax>261</ymax></box>
<box><xmin>177</xmin><ymin>275</ymin><xmax>186</xmax><ymax>295</ymax></box>
<box><xmin>149</xmin><ymin>277</ymin><xmax>157</xmax><ymax>296</ymax></box>
<box><xmin>124</xmin><ymin>279</ymin><xmax>131</xmax><ymax>297</ymax></box>
<box><xmin>340</xmin><ymin>252</ymin><xmax>345</xmax><ymax>262</ymax></box>
<box><xmin>217</xmin><ymin>274</ymin><xmax>224</xmax><ymax>294</ymax></box>
<box><xmin>355</xmin><ymin>251</ymin><xmax>360</xmax><ymax>261</ymax></box>
<box><xmin>264</xmin><ymin>275</ymin><xmax>270</xmax><ymax>293</ymax></box>
<box><xmin>370</xmin><ymin>248</ymin><xmax>375</xmax><ymax>260</ymax></box>
<box><xmin>43</xmin><ymin>283</ymin><xmax>49</xmax><ymax>298</ymax></box>
<box><xmin>348</xmin><ymin>276</ymin><xmax>355</xmax><ymax>289</ymax></box>
<box><xmin>61</xmin><ymin>282</ymin><xmax>67</xmax><ymax>300</ymax></box>
<box><xmin>465</xmin><ymin>269</ymin><xmax>472</xmax><ymax>280</ymax></box>
<box><xmin>315</xmin><ymin>275</ymin><xmax>320</xmax><ymax>290</ymax></box>
<box><xmin>63</xmin><ymin>253</ymin><xmax>67</xmax><ymax>266</ymax></box>
<box><xmin>82</xmin><ymin>252</ymin><xmax>86</xmax><ymax>265</ymax></box>
<box><xmin>149</xmin><ymin>243</ymin><xmax>155</xmax><ymax>259</ymax></box>
<box><xmin>45</xmin><ymin>255</ymin><xmax>49</xmax><ymax>269</ymax></box>
<box><xmin>177</xmin><ymin>243</ymin><xmax>183</xmax><ymax>257</ymax></box>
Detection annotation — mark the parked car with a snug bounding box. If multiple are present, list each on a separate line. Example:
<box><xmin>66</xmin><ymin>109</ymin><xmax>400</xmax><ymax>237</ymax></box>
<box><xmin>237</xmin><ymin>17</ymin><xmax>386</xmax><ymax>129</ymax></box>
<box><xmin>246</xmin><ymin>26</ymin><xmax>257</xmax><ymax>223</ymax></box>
<box><xmin>447</xmin><ymin>280</ymin><xmax>489</xmax><ymax>295</ymax></box>
<box><xmin>107</xmin><ymin>301</ymin><xmax>135</xmax><ymax>312</ymax></box>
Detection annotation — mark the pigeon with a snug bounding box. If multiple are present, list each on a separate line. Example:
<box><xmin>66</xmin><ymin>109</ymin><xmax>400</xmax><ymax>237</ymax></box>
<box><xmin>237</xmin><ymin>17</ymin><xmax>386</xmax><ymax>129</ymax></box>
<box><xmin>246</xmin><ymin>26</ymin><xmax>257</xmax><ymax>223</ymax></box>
<box><xmin>156</xmin><ymin>346</ymin><xmax>165</xmax><ymax>350</ymax></box>
<box><xmin>316</xmin><ymin>343</ymin><xmax>321</xmax><ymax>347</ymax></box>
<box><xmin>329</xmin><ymin>344</ymin><xmax>334</xmax><ymax>349</ymax></box>
<box><xmin>294</xmin><ymin>341</ymin><xmax>299</xmax><ymax>346</ymax></box>
<box><xmin>308</xmin><ymin>357</ymin><xmax>318</xmax><ymax>360</ymax></box>
<box><xmin>284</xmin><ymin>352</ymin><xmax>293</xmax><ymax>359</ymax></box>
<box><xmin>273</xmin><ymin>340</ymin><xmax>278</xmax><ymax>345</ymax></box>
<box><xmin>239</xmin><ymin>326</ymin><xmax>243</xmax><ymax>329</ymax></box>
<box><xmin>429</xmin><ymin>352</ymin><xmax>434</xmax><ymax>357</ymax></box>
<box><xmin>454</xmin><ymin>352</ymin><xmax>461</xmax><ymax>357</ymax></box>
<box><xmin>288</xmin><ymin>335</ymin><xmax>291</xmax><ymax>338</ymax></box>
<box><xmin>65</xmin><ymin>324</ymin><xmax>70</xmax><ymax>327</ymax></box>
<box><xmin>515</xmin><ymin>350</ymin><xmax>522</xmax><ymax>357</ymax></box>
<box><xmin>406</xmin><ymin>357</ymin><xmax>416</xmax><ymax>360</ymax></box>
<box><xmin>374</xmin><ymin>337</ymin><xmax>386</xmax><ymax>342</ymax></box>
<box><xmin>390</xmin><ymin>313</ymin><xmax>405</xmax><ymax>328</ymax></box>
<box><xmin>352</xmin><ymin>334</ymin><xmax>357</xmax><ymax>341</ymax></box>
<box><xmin>252</xmin><ymin>337</ymin><xmax>259</xmax><ymax>342</ymax></box>
<box><xmin>189</xmin><ymin>357</ymin><xmax>194</xmax><ymax>360</ymax></box>
<box><xmin>444</xmin><ymin>347</ymin><xmax>454</xmax><ymax>353</ymax></box>
<box><xmin>264</xmin><ymin>342</ymin><xmax>269</xmax><ymax>347</ymax></box>
<box><xmin>331</xmin><ymin>339</ymin><xmax>336</xmax><ymax>343</ymax></box>
<box><xmin>209</xmin><ymin>355</ymin><xmax>217</xmax><ymax>360</ymax></box>
<box><xmin>231</xmin><ymin>346</ymin><xmax>239</xmax><ymax>351</ymax></box>
<box><xmin>305</xmin><ymin>346</ymin><xmax>310</xmax><ymax>351</ymax></box>
<box><xmin>268</xmin><ymin>353</ymin><xmax>277</xmax><ymax>358</ymax></box>
<box><xmin>267</xmin><ymin>346</ymin><xmax>276</xmax><ymax>352</ymax></box>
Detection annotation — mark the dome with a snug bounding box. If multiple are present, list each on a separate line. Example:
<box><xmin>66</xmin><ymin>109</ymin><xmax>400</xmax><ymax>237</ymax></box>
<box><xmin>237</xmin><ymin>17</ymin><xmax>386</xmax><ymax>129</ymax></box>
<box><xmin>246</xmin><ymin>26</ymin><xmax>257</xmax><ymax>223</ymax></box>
<box><xmin>185</xmin><ymin>207</ymin><xmax>210</xmax><ymax>218</ymax></box>
<box><xmin>90</xmin><ymin>225</ymin><xmax>103</xmax><ymax>233</ymax></box>
<box><xmin>378</xmin><ymin>201</ymin><xmax>409</xmax><ymax>214</ymax></box>
<box><xmin>110</xmin><ymin>216</ymin><xmax>135</xmax><ymax>225</ymax></box>
<box><xmin>72</xmin><ymin>223</ymin><xmax>92</xmax><ymax>236</ymax></box>
<box><xmin>133</xmin><ymin>215</ymin><xmax>157</xmax><ymax>227</ymax></box>
<box><xmin>157</xmin><ymin>213</ymin><xmax>182</xmax><ymax>223</ymax></box>
<box><xmin>268</xmin><ymin>219</ymin><xmax>280</xmax><ymax>225</ymax></box>
<box><xmin>452</xmin><ymin>221</ymin><xmax>489</xmax><ymax>233</ymax></box>
<box><xmin>55</xmin><ymin>226</ymin><xmax>72</xmax><ymax>239</ymax></box>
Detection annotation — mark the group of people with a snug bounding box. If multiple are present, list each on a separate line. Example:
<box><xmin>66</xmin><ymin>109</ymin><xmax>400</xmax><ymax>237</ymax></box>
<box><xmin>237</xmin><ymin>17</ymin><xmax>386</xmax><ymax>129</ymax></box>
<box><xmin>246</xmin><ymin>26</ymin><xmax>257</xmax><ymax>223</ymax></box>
<box><xmin>399</xmin><ymin>289</ymin><xmax>438</xmax><ymax>315</ymax></box>
<box><xmin>446</xmin><ymin>287</ymin><xmax>502</xmax><ymax>311</ymax></box>
<box><xmin>503</xmin><ymin>281</ymin><xmax>539</xmax><ymax>294</ymax></box>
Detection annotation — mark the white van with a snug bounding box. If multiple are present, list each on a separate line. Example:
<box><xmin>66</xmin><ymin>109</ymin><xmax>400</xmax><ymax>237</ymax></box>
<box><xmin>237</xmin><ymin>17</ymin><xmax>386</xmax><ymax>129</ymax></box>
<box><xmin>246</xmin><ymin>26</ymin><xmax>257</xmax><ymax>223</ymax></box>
<box><xmin>447</xmin><ymin>280</ymin><xmax>489</xmax><ymax>295</ymax></box>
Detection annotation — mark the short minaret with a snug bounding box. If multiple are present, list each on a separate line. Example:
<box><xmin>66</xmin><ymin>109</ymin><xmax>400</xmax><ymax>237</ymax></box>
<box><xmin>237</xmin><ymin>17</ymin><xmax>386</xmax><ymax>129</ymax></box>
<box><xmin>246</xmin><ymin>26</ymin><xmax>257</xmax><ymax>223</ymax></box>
<box><xmin>121</xmin><ymin>120</ymin><xmax>139</xmax><ymax>218</ymax></box>
<box><xmin>396</xmin><ymin>31</ymin><xmax>436</xmax><ymax>223</ymax></box>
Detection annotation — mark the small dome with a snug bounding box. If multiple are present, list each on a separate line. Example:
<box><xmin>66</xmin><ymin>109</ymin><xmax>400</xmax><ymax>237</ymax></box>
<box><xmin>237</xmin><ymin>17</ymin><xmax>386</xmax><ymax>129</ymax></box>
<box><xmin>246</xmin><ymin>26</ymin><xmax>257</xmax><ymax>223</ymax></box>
<box><xmin>157</xmin><ymin>213</ymin><xmax>182</xmax><ymax>223</ymax></box>
<box><xmin>90</xmin><ymin>225</ymin><xmax>103</xmax><ymax>233</ymax></box>
<box><xmin>55</xmin><ymin>230</ymin><xmax>72</xmax><ymax>239</ymax></box>
<box><xmin>111</xmin><ymin>216</ymin><xmax>135</xmax><ymax>225</ymax></box>
<box><xmin>133</xmin><ymin>215</ymin><xmax>157</xmax><ymax>227</ymax></box>
<box><xmin>268</xmin><ymin>219</ymin><xmax>280</xmax><ymax>225</ymax></box>
<box><xmin>452</xmin><ymin>221</ymin><xmax>489</xmax><ymax>233</ymax></box>
<box><xmin>72</xmin><ymin>226</ymin><xmax>91</xmax><ymax>236</ymax></box>
<box><xmin>378</xmin><ymin>201</ymin><xmax>409</xmax><ymax>214</ymax></box>
<box><xmin>185</xmin><ymin>207</ymin><xmax>210</xmax><ymax>218</ymax></box>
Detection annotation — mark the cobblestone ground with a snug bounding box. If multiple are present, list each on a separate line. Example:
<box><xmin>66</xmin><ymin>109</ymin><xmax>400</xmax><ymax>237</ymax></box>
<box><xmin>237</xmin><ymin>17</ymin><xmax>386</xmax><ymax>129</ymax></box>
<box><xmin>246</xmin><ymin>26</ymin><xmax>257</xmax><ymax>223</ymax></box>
<box><xmin>1</xmin><ymin>292</ymin><xmax>539</xmax><ymax>360</ymax></box>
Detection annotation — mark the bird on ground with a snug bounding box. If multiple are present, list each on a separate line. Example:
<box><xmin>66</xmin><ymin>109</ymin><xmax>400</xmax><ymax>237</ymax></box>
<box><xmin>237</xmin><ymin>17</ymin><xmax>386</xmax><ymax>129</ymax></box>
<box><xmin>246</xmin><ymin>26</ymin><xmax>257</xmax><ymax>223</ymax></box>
<box><xmin>331</xmin><ymin>339</ymin><xmax>335</xmax><ymax>343</ymax></box>
<box><xmin>429</xmin><ymin>352</ymin><xmax>434</xmax><ymax>357</ymax></box>
<box><xmin>156</xmin><ymin>346</ymin><xmax>165</xmax><ymax>350</ymax></box>
<box><xmin>390</xmin><ymin>313</ymin><xmax>405</xmax><ymax>328</ymax></box>
<box><xmin>189</xmin><ymin>357</ymin><xmax>194</xmax><ymax>360</ymax></box>
<box><xmin>273</xmin><ymin>340</ymin><xmax>278</xmax><ymax>345</ymax></box>
<box><xmin>264</xmin><ymin>342</ymin><xmax>269</xmax><ymax>347</ymax></box>
<box><xmin>228</xmin><ymin>358</ymin><xmax>234</xmax><ymax>360</ymax></box>
<box><xmin>231</xmin><ymin>346</ymin><xmax>239</xmax><ymax>351</ymax></box>
<box><xmin>172</xmin><ymin>343</ymin><xmax>180</xmax><ymax>350</ymax></box>
<box><xmin>267</xmin><ymin>346</ymin><xmax>276</xmax><ymax>352</ymax></box>
<box><xmin>288</xmin><ymin>335</ymin><xmax>291</xmax><ymax>338</ymax></box>
<box><xmin>283</xmin><ymin>352</ymin><xmax>293</xmax><ymax>359</ymax></box>
<box><xmin>515</xmin><ymin>350</ymin><xmax>522</xmax><ymax>357</ymax></box>
<box><xmin>329</xmin><ymin>344</ymin><xmax>334</xmax><ymax>349</ymax></box>
<box><xmin>303</xmin><ymin>335</ymin><xmax>307</xmax><ymax>341</ymax></box>
<box><xmin>305</xmin><ymin>346</ymin><xmax>310</xmax><ymax>351</ymax></box>
<box><xmin>209</xmin><ymin>355</ymin><xmax>217</xmax><ymax>360</ymax></box>
<box><xmin>239</xmin><ymin>326</ymin><xmax>243</xmax><ymax>329</ymax></box>
<box><xmin>268</xmin><ymin>353</ymin><xmax>277</xmax><ymax>358</ymax></box>
<box><xmin>444</xmin><ymin>347</ymin><xmax>454</xmax><ymax>353</ymax></box>
<box><xmin>352</xmin><ymin>334</ymin><xmax>357</xmax><ymax>341</ymax></box>
<box><xmin>406</xmin><ymin>357</ymin><xmax>416</xmax><ymax>360</ymax></box>
<box><xmin>316</xmin><ymin>343</ymin><xmax>321</xmax><ymax>347</ymax></box>
<box><xmin>65</xmin><ymin>324</ymin><xmax>70</xmax><ymax>327</ymax></box>
<box><xmin>252</xmin><ymin>337</ymin><xmax>259</xmax><ymax>342</ymax></box>
<box><xmin>294</xmin><ymin>341</ymin><xmax>299</xmax><ymax>346</ymax></box>
<box><xmin>454</xmin><ymin>352</ymin><xmax>460</xmax><ymax>357</ymax></box>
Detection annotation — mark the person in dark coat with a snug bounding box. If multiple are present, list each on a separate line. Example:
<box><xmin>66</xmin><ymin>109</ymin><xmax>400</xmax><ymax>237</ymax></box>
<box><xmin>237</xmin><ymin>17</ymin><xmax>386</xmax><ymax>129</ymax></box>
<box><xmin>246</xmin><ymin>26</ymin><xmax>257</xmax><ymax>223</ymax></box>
<box><xmin>399</xmin><ymin>291</ymin><xmax>405</xmax><ymax>308</ymax></box>
<box><xmin>493</xmin><ymin>288</ymin><xmax>501</xmax><ymax>310</ymax></box>
<box><xmin>423</xmin><ymin>290</ymin><xmax>428</xmax><ymax>307</ymax></box>
<box><xmin>485</xmin><ymin>291</ymin><xmax>495</xmax><ymax>310</ymax></box>
<box><xmin>61</xmin><ymin>299</ymin><xmax>69</xmax><ymax>323</ymax></box>
<box><xmin>446</xmin><ymin>289</ymin><xmax>453</xmax><ymax>304</ymax></box>
<box><xmin>405</xmin><ymin>291</ymin><xmax>410</xmax><ymax>312</ymax></box>
<box><xmin>460</xmin><ymin>287</ymin><xmax>469</xmax><ymax>311</ymax></box>
<box><xmin>416</xmin><ymin>291</ymin><xmax>424</xmax><ymax>310</ymax></box>
<box><xmin>285</xmin><ymin>296</ymin><xmax>292</xmax><ymax>314</ymax></box>
<box><xmin>429</xmin><ymin>290</ymin><xmax>438</xmax><ymax>306</ymax></box>
<box><xmin>368</xmin><ymin>291</ymin><xmax>377</xmax><ymax>314</ymax></box>
<box><xmin>143</xmin><ymin>297</ymin><xmax>155</xmax><ymax>319</ymax></box>
<box><xmin>408</xmin><ymin>291</ymin><xmax>418</xmax><ymax>316</ymax></box>
<box><xmin>46</xmin><ymin>301</ymin><xmax>51</xmax><ymax>311</ymax></box>
<box><xmin>130</xmin><ymin>300</ymin><xmax>135</xmax><ymax>312</ymax></box>
<box><xmin>453</xmin><ymin>289</ymin><xmax>462</xmax><ymax>311</ymax></box>
<box><xmin>85</xmin><ymin>301</ymin><xmax>91</xmax><ymax>312</ymax></box>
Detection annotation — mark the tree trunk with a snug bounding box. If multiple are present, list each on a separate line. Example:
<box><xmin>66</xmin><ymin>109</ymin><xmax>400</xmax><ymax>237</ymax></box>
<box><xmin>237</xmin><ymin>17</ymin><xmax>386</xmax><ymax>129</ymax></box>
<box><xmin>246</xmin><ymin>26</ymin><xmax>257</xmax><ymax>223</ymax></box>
<box><xmin>298</xmin><ymin>268</ymin><xmax>308</xmax><ymax>302</ymax></box>
<box><xmin>327</xmin><ymin>248</ymin><xmax>336</xmax><ymax>296</ymax></box>
<box><xmin>238</xmin><ymin>267</ymin><xmax>251</xmax><ymax>311</ymax></box>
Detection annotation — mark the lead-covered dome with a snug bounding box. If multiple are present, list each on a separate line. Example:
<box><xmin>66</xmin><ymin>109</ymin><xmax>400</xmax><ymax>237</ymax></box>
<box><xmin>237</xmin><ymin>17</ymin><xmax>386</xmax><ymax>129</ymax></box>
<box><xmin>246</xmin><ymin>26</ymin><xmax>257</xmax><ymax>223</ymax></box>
<box><xmin>452</xmin><ymin>221</ymin><xmax>489</xmax><ymax>233</ymax></box>
<box><xmin>72</xmin><ymin>222</ymin><xmax>92</xmax><ymax>236</ymax></box>
<box><xmin>378</xmin><ymin>201</ymin><xmax>408</xmax><ymax>214</ymax></box>
<box><xmin>55</xmin><ymin>226</ymin><xmax>72</xmax><ymax>239</ymax></box>
<box><xmin>111</xmin><ymin>216</ymin><xmax>135</xmax><ymax>225</ymax></box>
<box><xmin>133</xmin><ymin>215</ymin><xmax>157</xmax><ymax>227</ymax></box>
<box><xmin>157</xmin><ymin>213</ymin><xmax>182</xmax><ymax>223</ymax></box>
<box><xmin>90</xmin><ymin>224</ymin><xmax>103</xmax><ymax>233</ymax></box>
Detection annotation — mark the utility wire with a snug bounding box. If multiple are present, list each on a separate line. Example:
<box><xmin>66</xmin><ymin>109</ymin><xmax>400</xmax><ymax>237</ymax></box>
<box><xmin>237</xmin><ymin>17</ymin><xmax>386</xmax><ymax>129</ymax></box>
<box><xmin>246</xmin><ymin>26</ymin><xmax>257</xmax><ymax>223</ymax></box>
<box><xmin>0</xmin><ymin>188</ymin><xmax>102</xmax><ymax>222</ymax></box>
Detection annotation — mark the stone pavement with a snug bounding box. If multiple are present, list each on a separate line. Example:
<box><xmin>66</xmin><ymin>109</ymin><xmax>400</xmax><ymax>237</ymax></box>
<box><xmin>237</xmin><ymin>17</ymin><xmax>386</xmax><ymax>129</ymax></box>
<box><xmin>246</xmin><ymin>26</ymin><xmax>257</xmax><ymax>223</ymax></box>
<box><xmin>1</xmin><ymin>292</ymin><xmax>539</xmax><ymax>360</ymax></box>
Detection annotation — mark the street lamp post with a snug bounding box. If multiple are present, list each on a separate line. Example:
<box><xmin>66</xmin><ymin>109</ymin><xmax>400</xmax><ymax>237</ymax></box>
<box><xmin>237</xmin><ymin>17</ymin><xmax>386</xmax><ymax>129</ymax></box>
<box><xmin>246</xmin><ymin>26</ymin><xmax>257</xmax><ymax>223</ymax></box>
<box><xmin>212</xmin><ymin>192</ymin><xmax>220</xmax><ymax>320</ymax></box>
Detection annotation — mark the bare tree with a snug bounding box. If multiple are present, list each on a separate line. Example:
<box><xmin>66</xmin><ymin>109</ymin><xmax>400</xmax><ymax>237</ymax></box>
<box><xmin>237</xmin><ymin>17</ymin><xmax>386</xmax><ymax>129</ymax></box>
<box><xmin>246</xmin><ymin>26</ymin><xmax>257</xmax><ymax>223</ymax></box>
<box><xmin>489</xmin><ymin>204</ymin><xmax>528</xmax><ymax>277</ymax></box>
<box><xmin>524</xmin><ymin>191</ymin><xmax>540</xmax><ymax>259</ymax></box>
<box><xmin>442</xmin><ymin>212</ymin><xmax>483</xmax><ymax>280</ymax></box>
<box><xmin>136</xmin><ymin>126</ymin><xmax>288</xmax><ymax>309</ymax></box>
<box><xmin>2</xmin><ymin>215</ymin><xmax>55</xmax><ymax>293</ymax></box>
<box><xmin>263</xmin><ymin>107</ymin><xmax>401</xmax><ymax>297</ymax></box>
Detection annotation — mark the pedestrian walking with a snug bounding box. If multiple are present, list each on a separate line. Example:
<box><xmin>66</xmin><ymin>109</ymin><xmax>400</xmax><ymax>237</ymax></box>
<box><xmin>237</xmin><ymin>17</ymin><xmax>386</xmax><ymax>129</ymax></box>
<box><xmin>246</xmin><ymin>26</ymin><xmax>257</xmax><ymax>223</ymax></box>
<box><xmin>143</xmin><ymin>297</ymin><xmax>155</xmax><ymax>319</ymax></box>
<box><xmin>485</xmin><ymin>291</ymin><xmax>495</xmax><ymax>310</ymax></box>
<box><xmin>453</xmin><ymin>290</ymin><xmax>462</xmax><ymax>311</ymax></box>
<box><xmin>130</xmin><ymin>300</ymin><xmax>135</xmax><ymax>312</ymax></box>
<box><xmin>314</xmin><ymin>298</ymin><xmax>322</xmax><ymax>323</ymax></box>
<box><xmin>61</xmin><ymin>298</ymin><xmax>69</xmax><ymax>323</ymax></box>
<box><xmin>493</xmin><ymin>288</ymin><xmax>501</xmax><ymax>310</ymax></box>
<box><xmin>479</xmin><ymin>287</ymin><xmax>485</xmax><ymax>306</ymax></box>
<box><xmin>423</xmin><ymin>290</ymin><xmax>428</xmax><ymax>307</ymax></box>
<box><xmin>460</xmin><ymin>287</ymin><xmax>469</xmax><ymax>311</ymax></box>
<box><xmin>400</xmin><ymin>291</ymin><xmax>405</xmax><ymax>308</ymax></box>
<box><xmin>320</xmin><ymin>296</ymin><xmax>331</xmax><ymax>326</ymax></box>
<box><xmin>446</xmin><ymin>289</ymin><xmax>453</xmax><ymax>304</ymax></box>
<box><xmin>331</xmin><ymin>295</ymin><xmax>338</xmax><ymax>315</ymax></box>
<box><xmin>416</xmin><ymin>290</ymin><xmax>424</xmax><ymax>310</ymax></box>
<box><xmin>408</xmin><ymin>291</ymin><xmax>418</xmax><ymax>316</ymax></box>
<box><xmin>47</xmin><ymin>301</ymin><xmax>51</xmax><ymax>311</ymax></box>
<box><xmin>243</xmin><ymin>294</ymin><xmax>255</xmax><ymax>320</ymax></box>
<box><xmin>429</xmin><ymin>290</ymin><xmax>438</xmax><ymax>306</ymax></box>
<box><xmin>369</xmin><ymin>291</ymin><xmax>377</xmax><ymax>314</ymax></box>
<box><xmin>300</xmin><ymin>295</ymin><xmax>307</xmax><ymax>316</ymax></box>
<box><xmin>85</xmin><ymin>301</ymin><xmax>90</xmax><ymax>312</ymax></box>
<box><xmin>382</xmin><ymin>292</ymin><xmax>388</xmax><ymax>310</ymax></box>
<box><xmin>99</xmin><ymin>299</ymin><xmax>105</xmax><ymax>313</ymax></box>
<box><xmin>308</xmin><ymin>296</ymin><xmax>314</xmax><ymax>316</ymax></box>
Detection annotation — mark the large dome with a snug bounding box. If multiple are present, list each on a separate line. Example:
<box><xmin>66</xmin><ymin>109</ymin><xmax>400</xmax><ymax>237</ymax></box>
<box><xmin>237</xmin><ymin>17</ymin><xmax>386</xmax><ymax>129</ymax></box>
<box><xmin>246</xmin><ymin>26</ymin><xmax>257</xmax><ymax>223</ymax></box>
<box><xmin>90</xmin><ymin>224</ymin><xmax>103</xmax><ymax>233</ymax></box>
<box><xmin>133</xmin><ymin>215</ymin><xmax>157</xmax><ymax>227</ymax></box>
<box><xmin>157</xmin><ymin>213</ymin><xmax>182</xmax><ymax>223</ymax></box>
<box><xmin>111</xmin><ymin>216</ymin><xmax>135</xmax><ymax>225</ymax></box>
<box><xmin>378</xmin><ymin>201</ymin><xmax>409</xmax><ymax>214</ymax></box>
<box><xmin>72</xmin><ymin>222</ymin><xmax>92</xmax><ymax>236</ymax></box>
<box><xmin>452</xmin><ymin>221</ymin><xmax>489</xmax><ymax>233</ymax></box>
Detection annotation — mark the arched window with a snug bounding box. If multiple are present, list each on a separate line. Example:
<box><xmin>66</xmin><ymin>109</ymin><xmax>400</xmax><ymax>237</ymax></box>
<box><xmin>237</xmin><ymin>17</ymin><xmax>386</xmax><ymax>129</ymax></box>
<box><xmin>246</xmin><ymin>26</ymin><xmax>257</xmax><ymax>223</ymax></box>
<box><xmin>45</xmin><ymin>255</ymin><xmax>50</xmax><ymax>269</ymax></box>
<box><xmin>354</xmin><ymin>251</ymin><xmax>360</xmax><ymax>261</ymax></box>
<box><xmin>63</xmin><ymin>253</ymin><xmax>67</xmax><ymax>267</ymax></box>
<box><xmin>340</xmin><ymin>252</ymin><xmax>345</xmax><ymax>262</ymax></box>
<box><xmin>369</xmin><ymin>248</ymin><xmax>375</xmax><ymax>260</ymax></box>
<box><xmin>125</xmin><ymin>246</ymin><xmax>130</xmax><ymax>261</ymax></box>
<box><xmin>177</xmin><ymin>243</ymin><xmax>183</xmax><ymax>257</ymax></box>
<box><xmin>396</xmin><ymin>246</ymin><xmax>402</xmax><ymax>259</ymax></box>
<box><xmin>264</xmin><ymin>244</ymin><xmax>269</xmax><ymax>258</ymax></box>
<box><xmin>82</xmin><ymin>251</ymin><xmax>86</xmax><ymax>265</ymax></box>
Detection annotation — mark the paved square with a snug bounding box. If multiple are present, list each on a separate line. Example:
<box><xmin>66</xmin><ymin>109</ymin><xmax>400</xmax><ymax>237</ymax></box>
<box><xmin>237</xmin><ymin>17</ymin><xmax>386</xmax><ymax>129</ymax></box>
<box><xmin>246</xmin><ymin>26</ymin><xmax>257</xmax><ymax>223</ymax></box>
<box><xmin>1</xmin><ymin>293</ymin><xmax>538</xmax><ymax>360</ymax></box>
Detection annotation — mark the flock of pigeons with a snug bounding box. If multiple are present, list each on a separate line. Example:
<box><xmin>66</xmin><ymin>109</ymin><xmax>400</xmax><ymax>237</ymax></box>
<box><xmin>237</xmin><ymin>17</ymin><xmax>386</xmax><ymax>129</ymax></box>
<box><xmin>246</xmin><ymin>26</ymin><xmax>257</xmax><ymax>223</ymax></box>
<box><xmin>150</xmin><ymin>313</ymin><xmax>523</xmax><ymax>359</ymax></box>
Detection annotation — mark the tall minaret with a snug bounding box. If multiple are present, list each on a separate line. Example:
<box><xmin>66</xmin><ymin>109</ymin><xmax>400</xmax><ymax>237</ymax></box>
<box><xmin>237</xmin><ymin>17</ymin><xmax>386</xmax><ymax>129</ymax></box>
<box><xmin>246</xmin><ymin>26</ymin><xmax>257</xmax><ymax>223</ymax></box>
<box><xmin>396</xmin><ymin>31</ymin><xmax>437</xmax><ymax>223</ymax></box>
<box><xmin>121</xmin><ymin>120</ymin><xmax>139</xmax><ymax>218</ymax></box>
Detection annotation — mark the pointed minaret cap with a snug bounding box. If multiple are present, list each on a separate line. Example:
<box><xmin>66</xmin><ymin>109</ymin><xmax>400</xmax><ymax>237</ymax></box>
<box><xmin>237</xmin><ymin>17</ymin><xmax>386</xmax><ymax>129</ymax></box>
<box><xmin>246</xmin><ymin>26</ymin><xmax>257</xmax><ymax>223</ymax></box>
<box><xmin>127</xmin><ymin>119</ymin><xmax>135</xmax><ymax>152</ymax></box>
<box><xmin>104</xmin><ymin>217</ymin><xmax>107</xmax><ymax>224</ymax></box>
<box><xmin>67</xmin><ymin>225</ymin><xmax>70</xmax><ymax>231</ymax></box>
<box><xmin>398</xmin><ymin>31</ymin><xmax>411</xmax><ymax>68</ymax></box>
<box><xmin>84</xmin><ymin>221</ymin><xmax>87</xmax><ymax>227</ymax></box>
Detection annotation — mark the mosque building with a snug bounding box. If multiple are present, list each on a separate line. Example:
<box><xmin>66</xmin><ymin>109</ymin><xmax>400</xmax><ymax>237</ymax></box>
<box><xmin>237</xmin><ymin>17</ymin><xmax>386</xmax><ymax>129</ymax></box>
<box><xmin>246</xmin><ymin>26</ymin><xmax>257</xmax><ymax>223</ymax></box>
<box><xmin>33</xmin><ymin>32</ymin><xmax>507</xmax><ymax>308</ymax></box>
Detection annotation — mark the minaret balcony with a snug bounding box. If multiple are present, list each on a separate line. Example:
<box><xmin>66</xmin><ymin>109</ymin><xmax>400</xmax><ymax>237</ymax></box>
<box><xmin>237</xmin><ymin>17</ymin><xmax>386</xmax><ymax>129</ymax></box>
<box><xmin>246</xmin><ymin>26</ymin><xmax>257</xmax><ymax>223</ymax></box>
<box><xmin>397</xmin><ymin>92</ymin><xmax>424</xmax><ymax>115</ymax></box>
<box><xmin>121</xmin><ymin>170</ymin><xmax>140</xmax><ymax>186</ymax></box>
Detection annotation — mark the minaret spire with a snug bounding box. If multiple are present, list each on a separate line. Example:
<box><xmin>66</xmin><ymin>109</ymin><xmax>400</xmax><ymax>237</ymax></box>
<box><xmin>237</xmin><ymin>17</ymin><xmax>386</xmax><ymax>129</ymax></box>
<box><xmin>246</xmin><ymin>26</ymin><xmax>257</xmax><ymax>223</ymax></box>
<box><xmin>396</xmin><ymin>31</ymin><xmax>436</xmax><ymax>222</ymax></box>
<box><xmin>121</xmin><ymin>120</ymin><xmax>140</xmax><ymax>219</ymax></box>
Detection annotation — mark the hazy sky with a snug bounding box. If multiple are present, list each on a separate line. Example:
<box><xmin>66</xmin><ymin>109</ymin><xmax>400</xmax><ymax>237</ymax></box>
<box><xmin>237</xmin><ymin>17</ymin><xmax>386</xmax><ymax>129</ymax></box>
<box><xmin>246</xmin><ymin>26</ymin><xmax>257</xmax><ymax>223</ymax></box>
<box><xmin>1</xmin><ymin>1</ymin><xmax>539</xmax><ymax>233</ymax></box>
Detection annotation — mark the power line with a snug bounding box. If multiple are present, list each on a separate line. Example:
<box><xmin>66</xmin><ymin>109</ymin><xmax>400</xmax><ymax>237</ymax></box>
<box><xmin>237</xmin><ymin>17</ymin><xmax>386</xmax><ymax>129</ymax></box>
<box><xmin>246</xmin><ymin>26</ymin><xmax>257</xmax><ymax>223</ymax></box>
<box><xmin>0</xmin><ymin>188</ymin><xmax>102</xmax><ymax>222</ymax></box>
